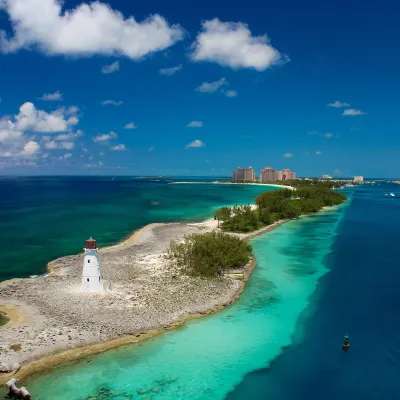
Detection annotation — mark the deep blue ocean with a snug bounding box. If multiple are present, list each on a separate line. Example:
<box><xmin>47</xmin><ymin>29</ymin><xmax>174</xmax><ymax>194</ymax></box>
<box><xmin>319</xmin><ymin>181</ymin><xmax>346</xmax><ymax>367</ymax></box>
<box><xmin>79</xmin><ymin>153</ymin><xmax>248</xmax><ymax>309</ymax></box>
<box><xmin>228</xmin><ymin>182</ymin><xmax>400</xmax><ymax>399</ymax></box>
<box><xmin>1</xmin><ymin>178</ymin><xmax>400</xmax><ymax>399</ymax></box>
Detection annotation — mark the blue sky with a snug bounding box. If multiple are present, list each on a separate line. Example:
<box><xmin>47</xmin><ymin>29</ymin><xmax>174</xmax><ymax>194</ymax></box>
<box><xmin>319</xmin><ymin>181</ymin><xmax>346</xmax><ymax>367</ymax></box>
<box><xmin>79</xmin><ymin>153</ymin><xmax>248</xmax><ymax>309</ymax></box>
<box><xmin>0</xmin><ymin>0</ymin><xmax>399</xmax><ymax>177</ymax></box>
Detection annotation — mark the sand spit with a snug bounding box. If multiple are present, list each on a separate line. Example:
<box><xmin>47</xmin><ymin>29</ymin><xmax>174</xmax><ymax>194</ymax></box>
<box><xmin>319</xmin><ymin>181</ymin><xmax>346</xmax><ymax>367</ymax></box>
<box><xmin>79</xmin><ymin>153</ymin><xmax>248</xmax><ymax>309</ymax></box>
<box><xmin>0</xmin><ymin>220</ymin><xmax>263</xmax><ymax>383</ymax></box>
<box><xmin>170</xmin><ymin>181</ymin><xmax>295</xmax><ymax>190</ymax></box>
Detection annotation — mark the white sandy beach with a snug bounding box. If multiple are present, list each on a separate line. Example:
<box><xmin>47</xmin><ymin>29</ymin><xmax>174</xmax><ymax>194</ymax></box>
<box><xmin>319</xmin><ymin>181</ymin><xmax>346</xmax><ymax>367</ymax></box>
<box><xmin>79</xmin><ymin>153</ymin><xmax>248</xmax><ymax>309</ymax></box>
<box><xmin>169</xmin><ymin>181</ymin><xmax>295</xmax><ymax>190</ymax></box>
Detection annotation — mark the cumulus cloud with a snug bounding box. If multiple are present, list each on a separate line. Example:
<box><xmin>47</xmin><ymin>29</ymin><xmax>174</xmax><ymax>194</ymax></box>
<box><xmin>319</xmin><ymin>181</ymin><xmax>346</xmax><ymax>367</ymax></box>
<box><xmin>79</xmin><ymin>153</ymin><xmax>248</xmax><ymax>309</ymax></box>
<box><xmin>324</xmin><ymin>133</ymin><xmax>333</xmax><ymax>138</ymax></box>
<box><xmin>0</xmin><ymin>0</ymin><xmax>184</xmax><ymax>59</ymax></box>
<box><xmin>102</xmin><ymin>100</ymin><xmax>123</xmax><ymax>106</ymax></box>
<box><xmin>40</xmin><ymin>90</ymin><xmax>63</xmax><ymax>101</ymax></box>
<box><xmin>196</xmin><ymin>77</ymin><xmax>227</xmax><ymax>93</ymax></box>
<box><xmin>101</xmin><ymin>60</ymin><xmax>120</xmax><ymax>74</ymax></box>
<box><xmin>328</xmin><ymin>100</ymin><xmax>350</xmax><ymax>108</ymax></box>
<box><xmin>57</xmin><ymin>152</ymin><xmax>72</xmax><ymax>160</ymax></box>
<box><xmin>316</xmin><ymin>150</ymin><xmax>322</xmax><ymax>155</ymax></box>
<box><xmin>110</xmin><ymin>144</ymin><xmax>126</xmax><ymax>151</ymax></box>
<box><xmin>0</xmin><ymin>101</ymin><xmax>80</xmax><ymax>159</ymax></box>
<box><xmin>342</xmin><ymin>108</ymin><xmax>366</xmax><ymax>116</ymax></box>
<box><xmin>190</xmin><ymin>19</ymin><xmax>286</xmax><ymax>71</ymax></box>
<box><xmin>93</xmin><ymin>131</ymin><xmax>118</xmax><ymax>143</ymax></box>
<box><xmin>225</xmin><ymin>90</ymin><xmax>237</xmax><ymax>97</ymax></box>
<box><xmin>21</xmin><ymin>140</ymin><xmax>40</xmax><ymax>155</ymax></box>
<box><xmin>159</xmin><ymin>64</ymin><xmax>182</xmax><ymax>76</ymax></box>
<box><xmin>124</xmin><ymin>122</ymin><xmax>137</xmax><ymax>129</ymax></box>
<box><xmin>186</xmin><ymin>140</ymin><xmax>205</xmax><ymax>148</ymax></box>
<box><xmin>283</xmin><ymin>152</ymin><xmax>293</xmax><ymax>158</ymax></box>
<box><xmin>187</xmin><ymin>121</ymin><xmax>203</xmax><ymax>128</ymax></box>
<box><xmin>148</xmin><ymin>146</ymin><xmax>154</xmax><ymax>151</ymax></box>
<box><xmin>14</xmin><ymin>102</ymin><xmax>78</xmax><ymax>133</ymax></box>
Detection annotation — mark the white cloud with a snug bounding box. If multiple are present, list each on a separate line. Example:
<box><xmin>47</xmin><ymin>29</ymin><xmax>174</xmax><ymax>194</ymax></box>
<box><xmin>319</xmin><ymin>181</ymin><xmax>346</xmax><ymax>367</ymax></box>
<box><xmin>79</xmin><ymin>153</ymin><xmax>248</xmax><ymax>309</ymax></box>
<box><xmin>148</xmin><ymin>146</ymin><xmax>154</xmax><ymax>151</ymax></box>
<box><xmin>59</xmin><ymin>152</ymin><xmax>72</xmax><ymax>160</ymax></box>
<box><xmin>283</xmin><ymin>152</ymin><xmax>293</xmax><ymax>158</ymax></box>
<box><xmin>196</xmin><ymin>77</ymin><xmax>227</xmax><ymax>93</ymax></box>
<box><xmin>324</xmin><ymin>133</ymin><xmax>333</xmax><ymax>138</ymax></box>
<box><xmin>159</xmin><ymin>64</ymin><xmax>182</xmax><ymax>76</ymax></box>
<box><xmin>333</xmin><ymin>169</ymin><xmax>342</xmax><ymax>176</ymax></box>
<box><xmin>0</xmin><ymin>101</ymin><xmax>80</xmax><ymax>159</ymax></box>
<box><xmin>45</xmin><ymin>140</ymin><xmax>75</xmax><ymax>150</ymax></box>
<box><xmin>342</xmin><ymin>108</ymin><xmax>366</xmax><ymax>116</ymax></box>
<box><xmin>101</xmin><ymin>60</ymin><xmax>120</xmax><ymax>74</ymax></box>
<box><xmin>102</xmin><ymin>100</ymin><xmax>123</xmax><ymax>106</ymax></box>
<box><xmin>40</xmin><ymin>90</ymin><xmax>63</xmax><ymax>101</ymax></box>
<box><xmin>13</xmin><ymin>102</ymin><xmax>79</xmax><ymax>133</ymax></box>
<box><xmin>98</xmin><ymin>161</ymin><xmax>104</xmax><ymax>166</ymax></box>
<box><xmin>190</xmin><ymin>19</ymin><xmax>286</xmax><ymax>71</ymax></box>
<box><xmin>328</xmin><ymin>100</ymin><xmax>350</xmax><ymax>108</ymax></box>
<box><xmin>93</xmin><ymin>131</ymin><xmax>118</xmax><ymax>143</ymax></box>
<box><xmin>124</xmin><ymin>122</ymin><xmax>137</xmax><ymax>129</ymax></box>
<box><xmin>110</xmin><ymin>143</ymin><xmax>126</xmax><ymax>151</ymax></box>
<box><xmin>187</xmin><ymin>121</ymin><xmax>203</xmax><ymax>128</ymax></box>
<box><xmin>0</xmin><ymin>0</ymin><xmax>184</xmax><ymax>59</ymax></box>
<box><xmin>316</xmin><ymin>150</ymin><xmax>322</xmax><ymax>155</ymax></box>
<box><xmin>307</xmin><ymin>130</ymin><xmax>319</xmax><ymax>135</ymax></box>
<box><xmin>186</xmin><ymin>140</ymin><xmax>205</xmax><ymax>148</ymax></box>
<box><xmin>54</xmin><ymin>130</ymin><xmax>83</xmax><ymax>141</ymax></box>
<box><xmin>21</xmin><ymin>140</ymin><xmax>40</xmax><ymax>155</ymax></box>
<box><xmin>225</xmin><ymin>90</ymin><xmax>237</xmax><ymax>97</ymax></box>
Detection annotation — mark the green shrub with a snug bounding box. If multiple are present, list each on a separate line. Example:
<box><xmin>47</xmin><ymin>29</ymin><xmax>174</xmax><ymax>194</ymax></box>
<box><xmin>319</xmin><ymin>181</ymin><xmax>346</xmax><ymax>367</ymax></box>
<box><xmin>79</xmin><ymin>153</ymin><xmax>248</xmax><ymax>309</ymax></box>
<box><xmin>167</xmin><ymin>231</ymin><xmax>252</xmax><ymax>277</ymax></box>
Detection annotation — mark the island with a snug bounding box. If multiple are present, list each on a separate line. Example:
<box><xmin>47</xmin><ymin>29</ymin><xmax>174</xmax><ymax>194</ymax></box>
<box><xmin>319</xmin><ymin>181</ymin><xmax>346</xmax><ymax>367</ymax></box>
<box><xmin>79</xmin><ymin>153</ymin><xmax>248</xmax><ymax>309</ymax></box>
<box><xmin>0</xmin><ymin>182</ymin><xmax>347</xmax><ymax>384</ymax></box>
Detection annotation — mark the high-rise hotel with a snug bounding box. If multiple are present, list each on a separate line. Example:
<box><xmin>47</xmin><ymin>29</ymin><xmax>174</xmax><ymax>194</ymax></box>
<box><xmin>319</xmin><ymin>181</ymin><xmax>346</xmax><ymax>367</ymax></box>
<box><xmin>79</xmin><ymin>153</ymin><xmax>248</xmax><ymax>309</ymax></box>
<box><xmin>232</xmin><ymin>167</ymin><xmax>256</xmax><ymax>182</ymax></box>
<box><xmin>260</xmin><ymin>167</ymin><xmax>296</xmax><ymax>182</ymax></box>
<box><xmin>232</xmin><ymin>166</ymin><xmax>296</xmax><ymax>182</ymax></box>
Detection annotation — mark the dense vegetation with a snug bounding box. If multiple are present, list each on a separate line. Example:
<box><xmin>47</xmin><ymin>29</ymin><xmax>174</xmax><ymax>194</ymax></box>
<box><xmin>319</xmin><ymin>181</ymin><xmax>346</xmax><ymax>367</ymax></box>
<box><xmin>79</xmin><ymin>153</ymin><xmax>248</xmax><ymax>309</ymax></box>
<box><xmin>215</xmin><ymin>185</ymin><xmax>347</xmax><ymax>233</ymax></box>
<box><xmin>258</xmin><ymin>179</ymin><xmax>349</xmax><ymax>188</ymax></box>
<box><xmin>167</xmin><ymin>231</ymin><xmax>252</xmax><ymax>277</ymax></box>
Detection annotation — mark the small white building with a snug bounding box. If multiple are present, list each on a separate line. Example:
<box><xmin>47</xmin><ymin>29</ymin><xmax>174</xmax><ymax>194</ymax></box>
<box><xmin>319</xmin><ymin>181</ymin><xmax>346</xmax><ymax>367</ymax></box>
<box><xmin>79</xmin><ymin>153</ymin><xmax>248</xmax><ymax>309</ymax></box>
<box><xmin>81</xmin><ymin>237</ymin><xmax>107</xmax><ymax>293</ymax></box>
<box><xmin>354</xmin><ymin>176</ymin><xmax>364</xmax><ymax>183</ymax></box>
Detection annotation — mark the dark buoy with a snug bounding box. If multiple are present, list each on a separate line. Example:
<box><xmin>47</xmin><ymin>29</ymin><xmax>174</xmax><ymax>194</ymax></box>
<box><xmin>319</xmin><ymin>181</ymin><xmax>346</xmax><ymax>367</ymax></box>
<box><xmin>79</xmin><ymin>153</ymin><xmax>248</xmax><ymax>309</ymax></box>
<box><xmin>342</xmin><ymin>334</ymin><xmax>350</xmax><ymax>351</ymax></box>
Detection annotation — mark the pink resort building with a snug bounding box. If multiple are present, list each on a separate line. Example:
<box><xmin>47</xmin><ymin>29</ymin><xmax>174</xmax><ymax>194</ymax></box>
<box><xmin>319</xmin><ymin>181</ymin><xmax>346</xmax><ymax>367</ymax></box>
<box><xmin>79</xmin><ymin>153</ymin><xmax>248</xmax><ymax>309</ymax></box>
<box><xmin>232</xmin><ymin>167</ymin><xmax>256</xmax><ymax>182</ymax></box>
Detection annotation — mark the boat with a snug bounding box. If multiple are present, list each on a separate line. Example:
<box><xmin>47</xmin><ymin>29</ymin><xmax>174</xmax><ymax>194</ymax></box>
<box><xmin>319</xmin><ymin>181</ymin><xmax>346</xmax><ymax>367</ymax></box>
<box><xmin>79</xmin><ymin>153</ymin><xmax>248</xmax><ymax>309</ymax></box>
<box><xmin>342</xmin><ymin>334</ymin><xmax>350</xmax><ymax>351</ymax></box>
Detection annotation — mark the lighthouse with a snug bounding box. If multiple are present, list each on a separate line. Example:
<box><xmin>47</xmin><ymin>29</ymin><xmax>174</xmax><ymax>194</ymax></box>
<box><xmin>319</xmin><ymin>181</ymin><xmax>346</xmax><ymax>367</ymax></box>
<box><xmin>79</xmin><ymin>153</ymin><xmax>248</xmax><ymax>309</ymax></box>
<box><xmin>81</xmin><ymin>237</ymin><xmax>105</xmax><ymax>292</ymax></box>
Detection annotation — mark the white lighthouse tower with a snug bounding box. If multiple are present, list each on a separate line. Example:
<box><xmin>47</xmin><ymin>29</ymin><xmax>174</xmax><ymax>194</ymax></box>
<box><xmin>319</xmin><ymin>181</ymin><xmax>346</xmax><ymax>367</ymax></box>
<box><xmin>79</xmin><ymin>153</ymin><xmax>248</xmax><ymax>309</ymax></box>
<box><xmin>81</xmin><ymin>237</ymin><xmax>105</xmax><ymax>292</ymax></box>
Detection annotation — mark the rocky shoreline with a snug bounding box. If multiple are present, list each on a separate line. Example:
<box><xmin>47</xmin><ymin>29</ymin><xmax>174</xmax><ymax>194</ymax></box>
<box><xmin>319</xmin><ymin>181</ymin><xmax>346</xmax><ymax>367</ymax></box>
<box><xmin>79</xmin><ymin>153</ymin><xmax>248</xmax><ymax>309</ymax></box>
<box><xmin>1</xmin><ymin>217</ymin><xmax>278</xmax><ymax>384</ymax></box>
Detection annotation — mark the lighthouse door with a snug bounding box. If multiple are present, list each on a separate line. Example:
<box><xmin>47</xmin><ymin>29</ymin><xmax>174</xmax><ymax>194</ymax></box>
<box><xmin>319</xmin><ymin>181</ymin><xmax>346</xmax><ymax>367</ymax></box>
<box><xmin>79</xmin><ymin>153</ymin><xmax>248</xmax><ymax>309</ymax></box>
<box><xmin>86</xmin><ymin>278</ymin><xmax>90</xmax><ymax>291</ymax></box>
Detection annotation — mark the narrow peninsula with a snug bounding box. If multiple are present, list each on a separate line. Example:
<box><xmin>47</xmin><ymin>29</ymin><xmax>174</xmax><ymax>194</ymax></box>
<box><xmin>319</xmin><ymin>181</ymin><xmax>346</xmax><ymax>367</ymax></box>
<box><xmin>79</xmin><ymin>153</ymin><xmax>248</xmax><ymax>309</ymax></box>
<box><xmin>0</xmin><ymin>182</ymin><xmax>346</xmax><ymax>383</ymax></box>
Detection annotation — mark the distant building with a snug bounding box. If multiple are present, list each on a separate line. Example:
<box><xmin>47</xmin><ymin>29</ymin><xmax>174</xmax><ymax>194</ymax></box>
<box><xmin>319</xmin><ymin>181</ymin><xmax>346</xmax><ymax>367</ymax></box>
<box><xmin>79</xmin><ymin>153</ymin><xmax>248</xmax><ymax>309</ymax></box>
<box><xmin>322</xmin><ymin>175</ymin><xmax>332</xmax><ymax>180</ymax></box>
<box><xmin>283</xmin><ymin>168</ymin><xmax>296</xmax><ymax>181</ymax></box>
<box><xmin>232</xmin><ymin>167</ymin><xmax>255</xmax><ymax>182</ymax></box>
<box><xmin>354</xmin><ymin>176</ymin><xmax>364</xmax><ymax>183</ymax></box>
<box><xmin>260</xmin><ymin>167</ymin><xmax>277</xmax><ymax>182</ymax></box>
<box><xmin>275</xmin><ymin>171</ymin><xmax>283</xmax><ymax>181</ymax></box>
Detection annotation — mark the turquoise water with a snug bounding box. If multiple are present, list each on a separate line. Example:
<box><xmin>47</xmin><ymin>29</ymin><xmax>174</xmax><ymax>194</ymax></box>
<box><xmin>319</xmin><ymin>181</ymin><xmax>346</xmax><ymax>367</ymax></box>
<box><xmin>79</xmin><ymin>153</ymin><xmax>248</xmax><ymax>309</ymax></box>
<box><xmin>0</xmin><ymin>177</ymin><xmax>271</xmax><ymax>281</ymax></box>
<box><xmin>24</xmin><ymin>203</ymin><xmax>346</xmax><ymax>400</ymax></box>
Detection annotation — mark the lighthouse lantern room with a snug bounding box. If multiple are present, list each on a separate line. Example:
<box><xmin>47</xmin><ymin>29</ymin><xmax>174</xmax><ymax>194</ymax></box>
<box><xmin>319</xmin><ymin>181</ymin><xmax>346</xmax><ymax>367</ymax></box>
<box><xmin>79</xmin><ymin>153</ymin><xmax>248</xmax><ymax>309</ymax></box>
<box><xmin>81</xmin><ymin>237</ymin><xmax>104</xmax><ymax>292</ymax></box>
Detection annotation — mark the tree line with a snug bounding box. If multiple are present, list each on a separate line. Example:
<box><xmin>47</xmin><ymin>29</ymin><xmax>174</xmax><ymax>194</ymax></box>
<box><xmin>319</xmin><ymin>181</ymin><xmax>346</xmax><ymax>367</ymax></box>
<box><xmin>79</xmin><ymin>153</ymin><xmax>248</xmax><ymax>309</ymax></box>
<box><xmin>215</xmin><ymin>185</ymin><xmax>347</xmax><ymax>233</ymax></box>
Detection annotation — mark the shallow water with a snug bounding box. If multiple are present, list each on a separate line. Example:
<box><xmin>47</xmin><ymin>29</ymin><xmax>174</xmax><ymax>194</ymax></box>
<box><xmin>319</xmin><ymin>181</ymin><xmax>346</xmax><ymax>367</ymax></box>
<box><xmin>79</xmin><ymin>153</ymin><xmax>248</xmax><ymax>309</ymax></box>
<box><xmin>23</xmin><ymin>201</ymin><xmax>346</xmax><ymax>399</ymax></box>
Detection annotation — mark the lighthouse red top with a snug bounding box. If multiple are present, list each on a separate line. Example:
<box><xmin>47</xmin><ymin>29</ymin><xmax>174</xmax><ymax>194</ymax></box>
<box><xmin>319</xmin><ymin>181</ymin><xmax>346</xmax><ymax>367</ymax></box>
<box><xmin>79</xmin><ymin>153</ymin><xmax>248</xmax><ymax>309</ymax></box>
<box><xmin>85</xmin><ymin>237</ymin><xmax>97</xmax><ymax>250</ymax></box>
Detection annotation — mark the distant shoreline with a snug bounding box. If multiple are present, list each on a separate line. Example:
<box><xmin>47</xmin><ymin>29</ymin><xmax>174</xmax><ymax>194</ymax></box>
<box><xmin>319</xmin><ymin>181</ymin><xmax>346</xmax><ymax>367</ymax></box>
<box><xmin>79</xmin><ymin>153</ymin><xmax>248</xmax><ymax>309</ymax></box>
<box><xmin>170</xmin><ymin>181</ymin><xmax>295</xmax><ymax>190</ymax></box>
